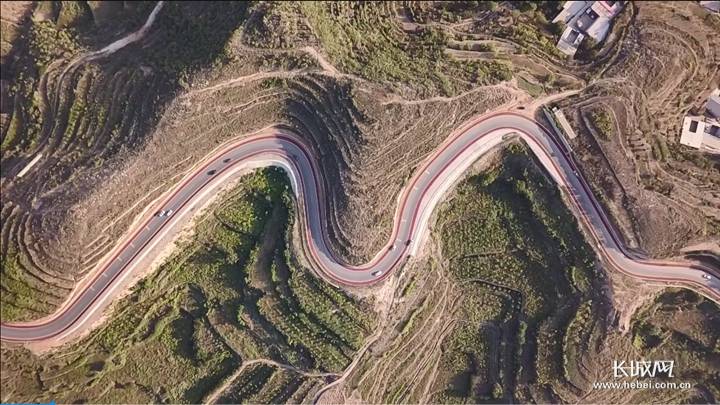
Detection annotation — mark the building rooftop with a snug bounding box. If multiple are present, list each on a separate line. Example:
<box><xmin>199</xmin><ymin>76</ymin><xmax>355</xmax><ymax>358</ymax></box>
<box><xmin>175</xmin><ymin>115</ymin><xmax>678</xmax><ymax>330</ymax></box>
<box><xmin>557</xmin><ymin>27</ymin><xmax>586</xmax><ymax>56</ymax></box>
<box><xmin>700</xmin><ymin>1</ymin><xmax>720</xmax><ymax>13</ymax></box>
<box><xmin>576</xmin><ymin>8</ymin><xmax>599</xmax><ymax>32</ymax></box>
<box><xmin>553</xmin><ymin>1</ymin><xmax>590</xmax><ymax>24</ymax></box>
<box><xmin>680</xmin><ymin>116</ymin><xmax>705</xmax><ymax>149</ymax></box>
<box><xmin>707</xmin><ymin>93</ymin><xmax>720</xmax><ymax>118</ymax></box>
<box><xmin>701</xmin><ymin>132</ymin><xmax>720</xmax><ymax>153</ymax></box>
<box><xmin>707</xmin><ymin>124</ymin><xmax>720</xmax><ymax>137</ymax></box>
<box><xmin>680</xmin><ymin>116</ymin><xmax>720</xmax><ymax>153</ymax></box>
<box><xmin>553</xmin><ymin>1</ymin><xmax>625</xmax><ymax>56</ymax></box>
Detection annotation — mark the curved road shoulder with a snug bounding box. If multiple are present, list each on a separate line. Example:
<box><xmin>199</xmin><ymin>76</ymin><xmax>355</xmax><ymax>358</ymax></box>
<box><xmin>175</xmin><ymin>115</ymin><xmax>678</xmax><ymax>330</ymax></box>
<box><xmin>2</xmin><ymin>112</ymin><xmax>718</xmax><ymax>344</ymax></box>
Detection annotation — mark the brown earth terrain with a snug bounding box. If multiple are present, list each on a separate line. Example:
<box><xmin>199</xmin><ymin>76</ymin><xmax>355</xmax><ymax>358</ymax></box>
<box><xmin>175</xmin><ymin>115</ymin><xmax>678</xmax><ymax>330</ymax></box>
<box><xmin>4</xmin><ymin>1</ymin><xmax>717</xmax><ymax>323</ymax></box>
<box><xmin>552</xmin><ymin>2</ymin><xmax>720</xmax><ymax>257</ymax></box>
<box><xmin>2</xmin><ymin>1</ymin><xmax>720</xmax><ymax>404</ymax></box>
<box><xmin>321</xmin><ymin>147</ymin><xmax>720</xmax><ymax>404</ymax></box>
<box><xmin>1</xmin><ymin>1</ymin><xmax>520</xmax><ymax>321</ymax></box>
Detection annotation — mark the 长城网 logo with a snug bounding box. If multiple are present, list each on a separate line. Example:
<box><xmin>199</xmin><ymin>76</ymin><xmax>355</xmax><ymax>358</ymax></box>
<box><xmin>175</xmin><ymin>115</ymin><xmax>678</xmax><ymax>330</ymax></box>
<box><xmin>592</xmin><ymin>360</ymin><xmax>689</xmax><ymax>390</ymax></box>
<box><xmin>613</xmin><ymin>360</ymin><xmax>674</xmax><ymax>378</ymax></box>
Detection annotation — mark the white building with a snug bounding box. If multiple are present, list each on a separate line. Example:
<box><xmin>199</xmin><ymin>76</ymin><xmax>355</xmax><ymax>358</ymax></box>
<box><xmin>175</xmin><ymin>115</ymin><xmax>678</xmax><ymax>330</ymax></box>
<box><xmin>680</xmin><ymin>116</ymin><xmax>720</xmax><ymax>153</ymax></box>
<box><xmin>680</xmin><ymin>116</ymin><xmax>706</xmax><ymax>149</ymax></box>
<box><xmin>552</xmin><ymin>1</ymin><xmax>589</xmax><ymax>24</ymax></box>
<box><xmin>554</xmin><ymin>1</ymin><xmax>625</xmax><ymax>56</ymax></box>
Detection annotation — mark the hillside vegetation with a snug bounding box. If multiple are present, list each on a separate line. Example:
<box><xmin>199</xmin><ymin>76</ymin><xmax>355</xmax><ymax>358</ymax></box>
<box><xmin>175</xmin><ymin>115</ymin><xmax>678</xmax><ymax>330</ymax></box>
<box><xmin>1</xmin><ymin>1</ymin><xmax>247</xmax><ymax>322</ymax></box>
<box><xmin>1</xmin><ymin>169</ymin><xmax>375</xmax><ymax>403</ymax></box>
<box><xmin>2</xmin><ymin>2</ymin><xmax>719</xmax><ymax>404</ymax></box>
<box><xmin>344</xmin><ymin>147</ymin><xmax>720</xmax><ymax>404</ymax></box>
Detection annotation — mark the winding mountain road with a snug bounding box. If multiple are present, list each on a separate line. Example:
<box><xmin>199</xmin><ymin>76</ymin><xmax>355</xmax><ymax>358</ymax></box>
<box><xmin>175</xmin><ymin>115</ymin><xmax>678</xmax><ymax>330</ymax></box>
<box><xmin>2</xmin><ymin>112</ymin><xmax>718</xmax><ymax>343</ymax></box>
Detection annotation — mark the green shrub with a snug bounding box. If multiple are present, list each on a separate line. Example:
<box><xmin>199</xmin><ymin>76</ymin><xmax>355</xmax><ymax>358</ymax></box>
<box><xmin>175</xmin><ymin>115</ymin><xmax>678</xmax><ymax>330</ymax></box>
<box><xmin>589</xmin><ymin>109</ymin><xmax>613</xmax><ymax>140</ymax></box>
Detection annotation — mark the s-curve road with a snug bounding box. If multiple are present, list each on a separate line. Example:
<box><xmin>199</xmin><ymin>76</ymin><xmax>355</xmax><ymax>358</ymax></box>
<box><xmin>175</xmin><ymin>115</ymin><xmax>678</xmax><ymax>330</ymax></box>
<box><xmin>2</xmin><ymin>113</ymin><xmax>719</xmax><ymax>343</ymax></box>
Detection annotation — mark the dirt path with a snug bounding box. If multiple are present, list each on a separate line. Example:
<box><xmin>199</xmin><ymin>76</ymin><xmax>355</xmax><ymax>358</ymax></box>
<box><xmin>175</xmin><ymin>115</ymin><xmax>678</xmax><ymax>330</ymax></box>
<box><xmin>381</xmin><ymin>82</ymin><xmax>524</xmax><ymax>106</ymax></box>
<box><xmin>526</xmin><ymin>88</ymin><xmax>582</xmax><ymax>114</ymax></box>
<box><xmin>85</xmin><ymin>1</ymin><xmax>165</xmax><ymax>62</ymax></box>
<box><xmin>182</xmin><ymin>70</ymin><xmax>303</xmax><ymax>97</ymax></box>
<box><xmin>314</xmin><ymin>274</ymin><xmax>401</xmax><ymax>403</ymax></box>
<box><xmin>301</xmin><ymin>46</ymin><xmax>340</xmax><ymax>76</ymax></box>
<box><xmin>280</xmin><ymin>254</ymin><xmax>410</xmax><ymax>401</ymax></box>
<box><xmin>205</xmin><ymin>358</ymin><xmax>340</xmax><ymax>404</ymax></box>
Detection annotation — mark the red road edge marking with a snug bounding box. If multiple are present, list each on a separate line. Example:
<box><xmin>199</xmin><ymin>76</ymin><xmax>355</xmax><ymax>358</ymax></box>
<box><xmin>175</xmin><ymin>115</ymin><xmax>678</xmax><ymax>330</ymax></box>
<box><xmin>3</xmin><ymin>114</ymin><xmax>718</xmax><ymax>341</ymax></box>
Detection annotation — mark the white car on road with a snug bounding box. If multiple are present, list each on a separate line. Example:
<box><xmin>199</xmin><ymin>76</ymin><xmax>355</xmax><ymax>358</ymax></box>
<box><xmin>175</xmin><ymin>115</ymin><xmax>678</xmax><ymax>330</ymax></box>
<box><xmin>155</xmin><ymin>209</ymin><xmax>174</xmax><ymax>218</ymax></box>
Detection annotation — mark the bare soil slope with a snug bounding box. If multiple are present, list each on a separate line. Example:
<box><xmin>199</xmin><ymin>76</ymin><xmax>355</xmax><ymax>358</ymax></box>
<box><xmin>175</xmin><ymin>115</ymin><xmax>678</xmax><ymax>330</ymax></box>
<box><xmin>0</xmin><ymin>2</ymin><xmax>517</xmax><ymax>322</ymax></box>
<box><xmin>554</xmin><ymin>2</ymin><xmax>720</xmax><ymax>256</ymax></box>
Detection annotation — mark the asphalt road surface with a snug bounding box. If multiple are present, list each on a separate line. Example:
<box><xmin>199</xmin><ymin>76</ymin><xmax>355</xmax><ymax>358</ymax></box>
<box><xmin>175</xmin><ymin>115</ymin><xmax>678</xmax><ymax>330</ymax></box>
<box><xmin>2</xmin><ymin>112</ymin><xmax>718</xmax><ymax>342</ymax></box>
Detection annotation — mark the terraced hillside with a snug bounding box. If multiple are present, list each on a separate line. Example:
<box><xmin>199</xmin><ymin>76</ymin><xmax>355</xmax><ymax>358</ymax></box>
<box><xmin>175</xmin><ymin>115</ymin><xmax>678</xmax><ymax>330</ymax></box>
<box><xmin>1</xmin><ymin>1</ymin><xmax>248</xmax><ymax>321</ymax></box>
<box><xmin>2</xmin><ymin>1</ymin><xmax>522</xmax><ymax>322</ymax></box>
<box><xmin>2</xmin><ymin>2</ymin><xmax>720</xmax><ymax>404</ymax></box>
<box><xmin>244</xmin><ymin>2</ymin><xmax>514</xmax><ymax>97</ymax></box>
<box><xmin>434</xmin><ymin>1</ymin><xmax>720</xmax><ymax>258</ymax></box>
<box><xmin>1</xmin><ymin>169</ymin><xmax>375</xmax><ymax>403</ymax></box>
<box><xmin>551</xmin><ymin>2</ymin><xmax>720</xmax><ymax>257</ymax></box>
<box><xmin>340</xmin><ymin>147</ymin><xmax>720</xmax><ymax>404</ymax></box>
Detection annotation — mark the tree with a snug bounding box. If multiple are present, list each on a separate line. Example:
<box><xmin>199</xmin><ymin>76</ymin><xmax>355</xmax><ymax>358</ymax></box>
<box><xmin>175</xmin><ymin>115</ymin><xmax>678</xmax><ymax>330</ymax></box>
<box><xmin>479</xmin><ymin>1</ymin><xmax>499</xmax><ymax>11</ymax></box>
<box><xmin>519</xmin><ymin>1</ymin><xmax>538</xmax><ymax>13</ymax></box>
<box><xmin>550</xmin><ymin>20</ymin><xmax>566</xmax><ymax>37</ymax></box>
<box><xmin>543</xmin><ymin>71</ymin><xmax>556</xmax><ymax>86</ymax></box>
<box><xmin>534</xmin><ymin>10</ymin><xmax>548</xmax><ymax>24</ymax></box>
<box><xmin>492</xmin><ymin>383</ymin><xmax>504</xmax><ymax>399</ymax></box>
<box><xmin>576</xmin><ymin>36</ymin><xmax>599</xmax><ymax>60</ymax></box>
